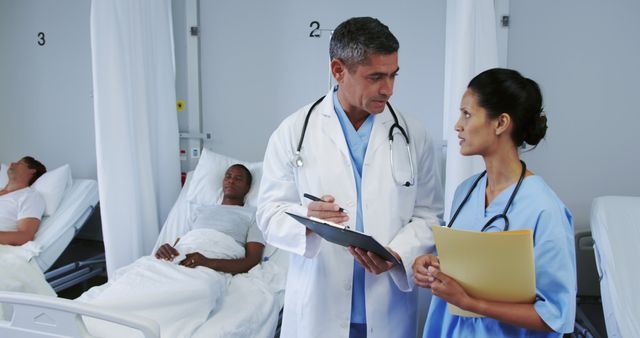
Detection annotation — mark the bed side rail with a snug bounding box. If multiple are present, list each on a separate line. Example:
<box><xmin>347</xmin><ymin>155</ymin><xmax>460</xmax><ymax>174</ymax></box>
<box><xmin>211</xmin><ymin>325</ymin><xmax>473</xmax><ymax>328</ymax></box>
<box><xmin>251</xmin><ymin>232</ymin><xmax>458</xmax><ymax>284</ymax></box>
<box><xmin>0</xmin><ymin>292</ymin><xmax>159</xmax><ymax>338</ymax></box>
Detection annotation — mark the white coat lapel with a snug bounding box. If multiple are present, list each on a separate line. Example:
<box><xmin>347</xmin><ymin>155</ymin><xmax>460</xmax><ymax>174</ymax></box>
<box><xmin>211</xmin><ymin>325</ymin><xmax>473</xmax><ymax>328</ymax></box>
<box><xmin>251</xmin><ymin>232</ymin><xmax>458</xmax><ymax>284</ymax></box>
<box><xmin>318</xmin><ymin>94</ymin><xmax>351</xmax><ymax>161</ymax></box>
<box><xmin>366</xmin><ymin>108</ymin><xmax>394</xmax><ymax>160</ymax></box>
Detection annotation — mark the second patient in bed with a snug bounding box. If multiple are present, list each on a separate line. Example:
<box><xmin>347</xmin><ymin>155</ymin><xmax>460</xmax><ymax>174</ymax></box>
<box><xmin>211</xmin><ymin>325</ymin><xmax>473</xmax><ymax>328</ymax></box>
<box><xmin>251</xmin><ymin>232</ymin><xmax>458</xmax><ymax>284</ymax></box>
<box><xmin>155</xmin><ymin>164</ymin><xmax>265</xmax><ymax>274</ymax></box>
<box><xmin>0</xmin><ymin>156</ymin><xmax>47</xmax><ymax>246</ymax></box>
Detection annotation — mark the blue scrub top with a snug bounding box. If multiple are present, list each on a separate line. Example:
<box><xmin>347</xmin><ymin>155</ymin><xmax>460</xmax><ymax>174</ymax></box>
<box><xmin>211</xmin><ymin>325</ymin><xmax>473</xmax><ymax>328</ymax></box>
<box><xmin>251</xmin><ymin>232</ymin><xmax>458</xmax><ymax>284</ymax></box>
<box><xmin>333</xmin><ymin>88</ymin><xmax>374</xmax><ymax>325</ymax></box>
<box><xmin>424</xmin><ymin>174</ymin><xmax>576</xmax><ymax>338</ymax></box>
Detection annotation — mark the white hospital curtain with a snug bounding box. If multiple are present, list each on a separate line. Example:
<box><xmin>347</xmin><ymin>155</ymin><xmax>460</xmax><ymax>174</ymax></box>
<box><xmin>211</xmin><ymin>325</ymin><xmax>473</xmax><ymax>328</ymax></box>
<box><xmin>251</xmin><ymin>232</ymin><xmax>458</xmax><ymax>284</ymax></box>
<box><xmin>91</xmin><ymin>0</ymin><xmax>180</xmax><ymax>276</ymax></box>
<box><xmin>442</xmin><ymin>0</ymin><xmax>499</xmax><ymax>221</ymax></box>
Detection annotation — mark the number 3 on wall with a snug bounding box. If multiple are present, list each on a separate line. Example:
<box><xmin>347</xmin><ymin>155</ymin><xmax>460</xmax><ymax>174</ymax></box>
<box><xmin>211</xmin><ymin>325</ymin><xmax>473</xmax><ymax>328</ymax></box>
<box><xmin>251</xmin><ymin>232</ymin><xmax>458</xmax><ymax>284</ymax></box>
<box><xmin>37</xmin><ymin>32</ymin><xmax>45</xmax><ymax>46</ymax></box>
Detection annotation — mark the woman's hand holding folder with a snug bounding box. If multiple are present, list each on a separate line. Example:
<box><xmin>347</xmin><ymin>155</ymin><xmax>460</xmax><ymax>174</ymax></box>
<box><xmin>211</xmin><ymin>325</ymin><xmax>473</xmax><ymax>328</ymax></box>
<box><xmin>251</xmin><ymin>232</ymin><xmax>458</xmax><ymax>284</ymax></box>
<box><xmin>413</xmin><ymin>254</ymin><xmax>473</xmax><ymax>310</ymax></box>
<box><xmin>412</xmin><ymin>254</ymin><xmax>440</xmax><ymax>288</ymax></box>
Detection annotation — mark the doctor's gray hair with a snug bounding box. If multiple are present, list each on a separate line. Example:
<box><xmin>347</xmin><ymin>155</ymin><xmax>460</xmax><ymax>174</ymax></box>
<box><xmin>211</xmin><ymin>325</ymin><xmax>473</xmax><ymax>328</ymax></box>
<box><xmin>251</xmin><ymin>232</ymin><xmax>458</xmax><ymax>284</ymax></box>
<box><xmin>330</xmin><ymin>17</ymin><xmax>399</xmax><ymax>71</ymax></box>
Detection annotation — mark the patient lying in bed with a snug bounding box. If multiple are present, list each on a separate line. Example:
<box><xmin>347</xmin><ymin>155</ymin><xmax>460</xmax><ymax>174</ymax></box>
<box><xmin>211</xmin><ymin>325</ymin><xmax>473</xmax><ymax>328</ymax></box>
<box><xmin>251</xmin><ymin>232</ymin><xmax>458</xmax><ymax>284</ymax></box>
<box><xmin>78</xmin><ymin>164</ymin><xmax>265</xmax><ymax>337</ymax></box>
<box><xmin>1</xmin><ymin>157</ymin><xmax>54</xmax><ymax>319</ymax></box>
<box><xmin>0</xmin><ymin>156</ymin><xmax>47</xmax><ymax>246</ymax></box>
<box><xmin>155</xmin><ymin>164</ymin><xmax>265</xmax><ymax>274</ymax></box>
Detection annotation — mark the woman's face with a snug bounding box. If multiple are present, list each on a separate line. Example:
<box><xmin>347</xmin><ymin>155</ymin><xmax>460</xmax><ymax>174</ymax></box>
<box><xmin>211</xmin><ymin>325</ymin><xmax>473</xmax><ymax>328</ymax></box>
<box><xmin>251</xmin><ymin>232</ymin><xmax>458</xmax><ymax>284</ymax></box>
<box><xmin>455</xmin><ymin>89</ymin><xmax>497</xmax><ymax>156</ymax></box>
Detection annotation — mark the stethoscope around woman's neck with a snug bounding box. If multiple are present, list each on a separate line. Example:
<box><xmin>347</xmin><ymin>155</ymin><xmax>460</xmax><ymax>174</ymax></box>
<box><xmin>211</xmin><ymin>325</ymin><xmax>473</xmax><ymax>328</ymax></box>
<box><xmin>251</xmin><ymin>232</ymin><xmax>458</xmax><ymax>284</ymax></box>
<box><xmin>446</xmin><ymin>160</ymin><xmax>527</xmax><ymax>232</ymax></box>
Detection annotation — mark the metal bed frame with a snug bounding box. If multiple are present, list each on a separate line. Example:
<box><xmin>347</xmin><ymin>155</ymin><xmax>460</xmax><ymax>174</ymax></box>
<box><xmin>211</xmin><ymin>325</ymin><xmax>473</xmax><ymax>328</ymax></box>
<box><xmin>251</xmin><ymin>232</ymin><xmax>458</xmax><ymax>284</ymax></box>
<box><xmin>43</xmin><ymin>204</ymin><xmax>106</xmax><ymax>293</ymax></box>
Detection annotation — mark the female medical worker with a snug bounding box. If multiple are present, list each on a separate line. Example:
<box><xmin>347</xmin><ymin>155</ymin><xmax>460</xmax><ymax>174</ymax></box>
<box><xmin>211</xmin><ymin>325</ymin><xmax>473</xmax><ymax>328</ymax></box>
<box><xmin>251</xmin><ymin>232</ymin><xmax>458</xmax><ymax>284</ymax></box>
<box><xmin>413</xmin><ymin>68</ymin><xmax>576</xmax><ymax>337</ymax></box>
<box><xmin>258</xmin><ymin>17</ymin><xmax>443</xmax><ymax>338</ymax></box>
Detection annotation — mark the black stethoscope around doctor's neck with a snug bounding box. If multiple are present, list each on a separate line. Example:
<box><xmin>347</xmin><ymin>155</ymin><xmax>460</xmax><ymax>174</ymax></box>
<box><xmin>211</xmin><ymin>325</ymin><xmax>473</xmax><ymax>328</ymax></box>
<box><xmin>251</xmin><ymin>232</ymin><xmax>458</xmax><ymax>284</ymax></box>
<box><xmin>446</xmin><ymin>160</ymin><xmax>527</xmax><ymax>232</ymax></box>
<box><xmin>291</xmin><ymin>95</ymin><xmax>415</xmax><ymax>187</ymax></box>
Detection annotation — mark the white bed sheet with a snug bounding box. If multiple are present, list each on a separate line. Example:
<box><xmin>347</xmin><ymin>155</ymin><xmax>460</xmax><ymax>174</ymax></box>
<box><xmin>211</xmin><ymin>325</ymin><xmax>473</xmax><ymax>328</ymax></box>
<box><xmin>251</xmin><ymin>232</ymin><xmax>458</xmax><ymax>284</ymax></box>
<box><xmin>590</xmin><ymin>196</ymin><xmax>640</xmax><ymax>338</ymax></box>
<box><xmin>79</xmin><ymin>229</ymin><xmax>246</xmax><ymax>338</ymax></box>
<box><xmin>0</xmin><ymin>245</ymin><xmax>56</xmax><ymax>320</ymax></box>
<box><xmin>192</xmin><ymin>249</ymin><xmax>287</xmax><ymax>338</ymax></box>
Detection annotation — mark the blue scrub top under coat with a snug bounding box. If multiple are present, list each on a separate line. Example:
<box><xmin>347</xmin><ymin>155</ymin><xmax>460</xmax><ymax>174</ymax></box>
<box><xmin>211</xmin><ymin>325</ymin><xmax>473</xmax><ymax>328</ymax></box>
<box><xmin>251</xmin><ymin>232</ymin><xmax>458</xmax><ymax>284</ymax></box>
<box><xmin>333</xmin><ymin>88</ymin><xmax>373</xmax><ymax>325</ymax></box>
<box><xmin>424</xmin><ymin>173</ymin><xmax>576</xmax><ymax>338</ymax></box>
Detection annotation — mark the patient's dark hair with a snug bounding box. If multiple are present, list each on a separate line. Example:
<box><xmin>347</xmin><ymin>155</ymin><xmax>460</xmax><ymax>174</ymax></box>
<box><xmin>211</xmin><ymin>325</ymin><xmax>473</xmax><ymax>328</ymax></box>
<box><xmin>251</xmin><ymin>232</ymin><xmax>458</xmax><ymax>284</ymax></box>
<box><xmin>22</xmin><ymin>156</ymin><xmax>47</xmax><ymax>186</ymax></box>
<box><xmin>229</xmin><ymin>164</ymin><xmax>252</xmax><ymax>188</ymax></box>
<box><xmin>468</xmin><ymin>68</ymin><xmax>547</xmax><ymax>148</ymax></box>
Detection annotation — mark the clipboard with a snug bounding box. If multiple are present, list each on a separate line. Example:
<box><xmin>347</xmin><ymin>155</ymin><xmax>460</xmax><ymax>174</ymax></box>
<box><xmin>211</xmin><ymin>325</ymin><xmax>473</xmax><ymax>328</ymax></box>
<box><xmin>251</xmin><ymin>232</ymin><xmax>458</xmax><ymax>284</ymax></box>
<box><xmin>286</xmin><ymin>212</ymin><xmax>401</xmax><ymax>266</ymax></box>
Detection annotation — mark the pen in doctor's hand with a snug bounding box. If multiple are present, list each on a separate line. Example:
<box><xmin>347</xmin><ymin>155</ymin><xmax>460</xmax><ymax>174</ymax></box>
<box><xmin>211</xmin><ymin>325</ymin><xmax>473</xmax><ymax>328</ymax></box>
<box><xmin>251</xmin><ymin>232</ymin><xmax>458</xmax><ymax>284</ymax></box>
<box><xmin>303</xmin><ymin>193</ymin><xmax>349</xmax><ymax>214</ymax></box>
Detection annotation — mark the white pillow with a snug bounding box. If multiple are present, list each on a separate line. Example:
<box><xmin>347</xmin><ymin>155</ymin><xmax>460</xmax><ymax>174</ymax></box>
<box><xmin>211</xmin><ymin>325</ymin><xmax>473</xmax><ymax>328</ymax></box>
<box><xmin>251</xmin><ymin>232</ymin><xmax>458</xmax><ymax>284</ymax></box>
<box><xmin>0</xmin><ymin>163</ymin><xmax>7</xmax><ymax>188</ymax></box>
<box><xmin>32</xmin><ymin>164</ymin><xmax>72</xmax><ymax>216</ymax></box>
<box><xmin>186</xmin><ymin>148</ymin><xmax>262</xmax><ymax>207</ymax></box>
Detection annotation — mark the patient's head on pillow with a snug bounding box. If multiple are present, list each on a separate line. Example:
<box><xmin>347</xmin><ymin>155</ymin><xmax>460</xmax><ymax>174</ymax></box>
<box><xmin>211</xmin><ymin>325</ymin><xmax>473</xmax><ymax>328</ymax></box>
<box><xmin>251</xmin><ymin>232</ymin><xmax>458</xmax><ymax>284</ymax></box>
<box><xmin>186</xmin><ymin>148</ymin><xmax>263</xmax><ymax>207</ymax></box>
<box><xmin>22</xmin><ymin>156</ymin><xmax>48</xmax><ymax>185</ymax></box>
<box><xmin>222</xmin><ymin>164</ymin><xmax>252</xmax><ymax>206</ymax></box>
<box><xmin>6</xmin><ymin>156</ymin><xmax>47</xmax><ymax>187</ymax></box>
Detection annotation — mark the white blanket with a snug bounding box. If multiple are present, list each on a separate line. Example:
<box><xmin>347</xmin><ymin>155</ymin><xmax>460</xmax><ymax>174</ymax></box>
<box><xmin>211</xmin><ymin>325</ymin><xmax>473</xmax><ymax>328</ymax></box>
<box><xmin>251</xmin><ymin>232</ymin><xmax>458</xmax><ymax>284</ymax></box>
<box><xmin>79</xmin><ymin>229</ymin><xmax>245</xmax><ymax>338</ymax></box>
<box><xmin>192</xmin><ymin>261</ymin><xmax>286</xmax><ymax>338</ymax></box>
<box><xmin>0</xmin><ymin>244</ymin><xmax>55</xmax><ymax>319</ymax></box>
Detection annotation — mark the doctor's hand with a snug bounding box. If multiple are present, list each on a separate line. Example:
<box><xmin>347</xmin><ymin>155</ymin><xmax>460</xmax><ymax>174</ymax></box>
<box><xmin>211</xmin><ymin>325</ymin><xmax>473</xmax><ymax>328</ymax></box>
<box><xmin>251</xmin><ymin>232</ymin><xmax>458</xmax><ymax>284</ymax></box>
<box><xmin>306</xmin><ymin>194</ymin><xmax>349</xmax><ymax>223</ymax></box>
<box><xmin>306</xmin><ymin>194</ymin><xmax>349</xmax><ymax>225</ymax></box>
<box><xmin>155</xmin><ymin>243</ymin><xmax>179</xmax><ymax>261</ymax></box>
<box><xmin>348</xmin><ymin>246</ymin><xmax>399</xmax><ymax>275</ymax></box>
<box><xmin>412</xmin><ymin>254</ymin><xmax>440</xmax><ymax>288</ymax></box>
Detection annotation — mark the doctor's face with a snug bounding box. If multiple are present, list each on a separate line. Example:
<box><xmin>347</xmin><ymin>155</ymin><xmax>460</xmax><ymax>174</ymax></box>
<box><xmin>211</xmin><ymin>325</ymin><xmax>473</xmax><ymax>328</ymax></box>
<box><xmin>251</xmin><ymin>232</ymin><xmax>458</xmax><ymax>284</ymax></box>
<box><xmin>455</xmin><ymin>89</ymin><xmax>498</xmax><ymax>156</ymax></box>
<box><xmin>332</xmin><ymin>52</ymin><xmax>399</xmax><ymax>117</ymax></box>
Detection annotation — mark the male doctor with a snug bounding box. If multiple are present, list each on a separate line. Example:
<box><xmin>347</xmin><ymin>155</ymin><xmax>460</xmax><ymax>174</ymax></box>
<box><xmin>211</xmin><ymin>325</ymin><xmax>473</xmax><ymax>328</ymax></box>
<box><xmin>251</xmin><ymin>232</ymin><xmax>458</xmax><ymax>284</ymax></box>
<box><xmin>257</xmin><ymin>17</ymin><xmax>443</xmax><ymax>338</ymax></box>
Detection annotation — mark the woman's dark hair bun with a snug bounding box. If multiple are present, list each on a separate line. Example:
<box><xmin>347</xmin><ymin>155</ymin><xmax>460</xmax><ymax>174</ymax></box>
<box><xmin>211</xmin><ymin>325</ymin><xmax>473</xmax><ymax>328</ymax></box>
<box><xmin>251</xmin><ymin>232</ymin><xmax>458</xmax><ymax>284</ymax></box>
<box><xmin>468</xmin><ymin>68</ymin><xmax>547</xmax><ymax>148</ymax></box>
<box><xmin>523</xmin><ymin>113</ymin><xmax>547</xmax><ymax>146</ymax></box>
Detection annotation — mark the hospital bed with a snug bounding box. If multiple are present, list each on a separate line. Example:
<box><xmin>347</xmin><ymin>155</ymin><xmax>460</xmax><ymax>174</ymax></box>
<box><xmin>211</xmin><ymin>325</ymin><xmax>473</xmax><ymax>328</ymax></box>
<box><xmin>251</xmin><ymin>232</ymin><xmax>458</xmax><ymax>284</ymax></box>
<box><xmin>590</xmin><ymin>196</ymin><xmax>640</xmax><ymax>338</ymax></box>
<box><xmin>1</xmin><ymin>162</ymin><xmax>101</xmax><ymax>295</ymax></box>
<box><xmin>0</xmin><ymin>291</ymin><xmax>160</xmax><ymax>338</ymax></box>
<box><xmin>573</xmin><ymin>229</ymin><xmax>605</xmax><ymax>338</ymax></box>
<box><xmin>41</xmin><ymin>179</ymin><xmax>102</xmax><ymax>292</ymax></box>
<box><xmin>36</xmin><ymin>179</ymin><xmax>100</xmax><ymax>270</ymax></box>
<box><xmin>0</xmin><ymin>149</ymin><xmax>288</xmax><ymax>337</ymax></box>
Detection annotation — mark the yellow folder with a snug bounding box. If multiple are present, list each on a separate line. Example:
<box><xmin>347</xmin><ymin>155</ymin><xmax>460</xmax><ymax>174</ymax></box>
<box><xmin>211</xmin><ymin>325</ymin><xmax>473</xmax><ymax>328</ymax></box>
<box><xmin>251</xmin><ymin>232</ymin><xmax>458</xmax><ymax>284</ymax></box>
<box><xmin>432</xmin><ymin>226</ymin><xmax>536</xmax><ymax>317</ymax></box>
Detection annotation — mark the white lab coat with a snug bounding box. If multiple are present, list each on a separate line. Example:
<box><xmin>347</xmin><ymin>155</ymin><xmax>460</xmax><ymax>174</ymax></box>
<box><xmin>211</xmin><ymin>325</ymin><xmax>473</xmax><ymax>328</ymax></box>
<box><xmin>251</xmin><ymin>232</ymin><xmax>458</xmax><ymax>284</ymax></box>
<box><xmin>257</xmin><ymin>91</ymin><xmax>443</xmax><ymax>338</ymax></box>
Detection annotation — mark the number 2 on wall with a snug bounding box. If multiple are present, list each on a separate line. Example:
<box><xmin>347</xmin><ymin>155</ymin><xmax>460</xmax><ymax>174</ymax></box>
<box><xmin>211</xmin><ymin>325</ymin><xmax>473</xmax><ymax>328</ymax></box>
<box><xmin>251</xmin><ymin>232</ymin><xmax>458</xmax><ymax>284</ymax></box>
<box><xmin>309</xmin><ymin>21</ymin><xmax>320</xmax><ymax>38</ymax></box>
<box><xmin>37</xmin><ymin>32</ymin><xmax>46</xmax><ymax>46</ymax></box>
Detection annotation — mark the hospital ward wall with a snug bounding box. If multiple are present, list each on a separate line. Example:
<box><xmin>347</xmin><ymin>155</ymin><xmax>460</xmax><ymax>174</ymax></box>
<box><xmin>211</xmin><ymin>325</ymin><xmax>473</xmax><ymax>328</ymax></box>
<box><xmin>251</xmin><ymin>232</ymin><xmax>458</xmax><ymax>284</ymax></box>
<box><xmin>507</xmin><ymin>0</ymin><xmax>640</xmax><ymax>229</ymax></box>
<box><xmin>0</xmin><ymin>0</ymin><xmax>96</xmax><ymax>179</ymax></box>
<box><xmin>197</xmin><ymin>0</ymin><xmax>446</xmax><ymax>162</ymax></box>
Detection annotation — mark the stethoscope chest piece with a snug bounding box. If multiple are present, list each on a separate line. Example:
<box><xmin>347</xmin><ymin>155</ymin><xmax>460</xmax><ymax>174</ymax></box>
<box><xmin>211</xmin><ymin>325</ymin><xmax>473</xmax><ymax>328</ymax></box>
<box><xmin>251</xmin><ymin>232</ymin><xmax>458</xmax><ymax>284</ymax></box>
<box><xmin>291</xmin><ymin>151</ymin><xmax>303</xmax><ymax>168</ymax></box>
